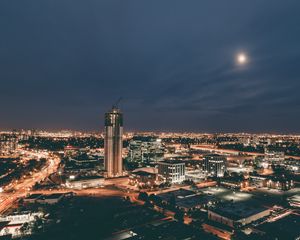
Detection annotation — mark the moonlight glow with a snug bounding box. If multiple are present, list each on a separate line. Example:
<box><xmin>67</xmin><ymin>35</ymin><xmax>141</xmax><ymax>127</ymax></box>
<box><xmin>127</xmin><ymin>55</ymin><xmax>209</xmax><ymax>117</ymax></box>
<box><xmin>237</xmin><ymin>53</ymin><xmax>247</xmax><ymax>64</ymax></box>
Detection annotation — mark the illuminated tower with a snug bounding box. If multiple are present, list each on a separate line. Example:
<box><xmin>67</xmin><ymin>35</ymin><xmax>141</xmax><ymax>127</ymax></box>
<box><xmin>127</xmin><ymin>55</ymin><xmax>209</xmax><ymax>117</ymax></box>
<box><xmin>104</xmin><ymin>106</ymin><xmax>123</xmax><ymax>178</ymax></box>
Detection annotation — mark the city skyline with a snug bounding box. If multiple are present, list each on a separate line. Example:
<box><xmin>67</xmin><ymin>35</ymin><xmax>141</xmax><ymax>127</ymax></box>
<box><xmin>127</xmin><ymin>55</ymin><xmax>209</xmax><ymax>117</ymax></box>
<box><xmin>1</xmin><ymin>1</ymin><xmax>300</xmax><ymax>239</ymax></box>
<box><xmin>1</xmin><ymin>1</ymin><xmax>300</xmax><ymax>132</ymax></box>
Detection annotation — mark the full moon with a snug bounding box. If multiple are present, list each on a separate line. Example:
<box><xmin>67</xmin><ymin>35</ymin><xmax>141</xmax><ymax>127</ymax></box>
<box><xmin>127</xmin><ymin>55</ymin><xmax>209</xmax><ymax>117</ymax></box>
<box><xmin>237</xmin><ymin>53</ymin><xmax>247</xmax><ymax>64</ymax></box>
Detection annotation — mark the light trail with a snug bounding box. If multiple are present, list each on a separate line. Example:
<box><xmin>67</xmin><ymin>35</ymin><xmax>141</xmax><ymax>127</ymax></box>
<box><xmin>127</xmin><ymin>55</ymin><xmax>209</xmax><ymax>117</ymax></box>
<box><xmin>0</xmin><ymin>151</ymin><xmax>60</xmax><ymax>214</ymax></box>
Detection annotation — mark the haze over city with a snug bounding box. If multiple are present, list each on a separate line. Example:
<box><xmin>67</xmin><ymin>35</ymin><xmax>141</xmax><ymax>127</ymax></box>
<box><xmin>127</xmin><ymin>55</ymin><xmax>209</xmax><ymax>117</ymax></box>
<box><xmin>1</xmin><ymin>1</ymin><xmax>300</xmax><ymax>132</ymax></box>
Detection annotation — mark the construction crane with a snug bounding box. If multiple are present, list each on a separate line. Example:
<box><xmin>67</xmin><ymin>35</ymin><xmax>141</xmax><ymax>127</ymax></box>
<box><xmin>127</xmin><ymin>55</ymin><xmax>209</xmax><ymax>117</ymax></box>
<box><xmin>112</xmin><ymin>97</ymin><xmax>122</xmax><ymax>109</ymax></box>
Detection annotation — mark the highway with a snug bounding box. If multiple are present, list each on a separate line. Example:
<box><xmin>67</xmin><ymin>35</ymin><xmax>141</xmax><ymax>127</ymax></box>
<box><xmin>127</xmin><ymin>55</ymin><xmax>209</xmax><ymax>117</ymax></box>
<box><xmin>191</xmin><ymin>144</ymin><xmax>300</xmax><ymax>160</ymax></box>
<box><xmin>0</xmin><ymin>151</ymin><xmax>60</xmax><ymax>214</ymax></box>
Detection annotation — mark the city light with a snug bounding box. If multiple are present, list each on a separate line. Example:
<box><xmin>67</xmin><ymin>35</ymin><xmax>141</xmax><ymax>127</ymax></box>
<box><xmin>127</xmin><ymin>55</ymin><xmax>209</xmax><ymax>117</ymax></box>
<box><xmin>1</xmin><ymin>1</ymin><xmax>300</xmax><ymax>238</ymax></box>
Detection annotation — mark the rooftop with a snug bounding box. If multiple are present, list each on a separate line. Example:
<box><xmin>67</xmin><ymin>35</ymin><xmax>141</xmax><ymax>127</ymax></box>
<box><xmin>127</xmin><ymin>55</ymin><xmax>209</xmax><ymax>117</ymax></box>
<box><xmin>132</xmin><ymin>167</ymin><xmax>157</xmax><ymax>174</ymax></box>
<box><xmin>73</xmin><ymin>175</ymin><xmax>105</xmax><ymax>181</ymax></box>
<box><xmin>176</xmin><ymin>194</ymin><xmax>216</xmax><ymax>209</ymax></box>
<box><xmin>288</xmin><ymin>194</ymin><xmax>300</xmax><ymax>202</ymax></box>
<box><xmin>132</xmin><ymin>219</ymin><xmax>217</xmax><ymax>240</ymax></box>
<box><xmin>158</xmin><ymin>160</ymin><xmax>185</xmax><ymax>165</ymax></box>
<box><xmin>24</xmin><ymin>193</ymin><xmax>42</xmax><ymax>200</ymax></box>
<box><xmin>72</xmin><ymin>154</ymin><xmax>98</xmax><ymax>161</ymax></box>
<box><xmin>210</xmin><ymin>202</ymin><xmax>268</xmax><ymax>221</ymax></box>
<box><xmin>204</xmin><ymin>154</ymin><xmax>222</xmax><ymax>157</ymax></box>
<box><xmin>131</xmin><ymin>171</ymin><xmax>157</xmax><ymax>177</ymax></box>
<box><xmin>44</xmin><ymin>193</ymin><xmax>65</xmax><ymax>199</ymax></box>
<box><xmin>157</xmin><ymin>189</ymin><xmax>196</xmax><ymax>202</ymax></box>
<box><xmin>0</xmin><ymin>221</ymin><xmax>10</xmax><ymax>231</ymax></box>
<box><xmin>257</xmin><ymin>215</ymin><xmax>300</xmax><ymax>239</ymax></box>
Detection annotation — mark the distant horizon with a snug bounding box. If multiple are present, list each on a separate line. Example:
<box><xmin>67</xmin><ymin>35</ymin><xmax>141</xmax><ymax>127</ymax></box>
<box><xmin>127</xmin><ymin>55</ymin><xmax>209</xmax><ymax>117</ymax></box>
<box><xmin>1</xmin><ymin>1</ymin><xmax>300</xmax><ymax>133</ymax></box>
<box><xmin>1</xmin><ymin>127</ymin><xmax>300</xmax><ymax>136</ymax></box>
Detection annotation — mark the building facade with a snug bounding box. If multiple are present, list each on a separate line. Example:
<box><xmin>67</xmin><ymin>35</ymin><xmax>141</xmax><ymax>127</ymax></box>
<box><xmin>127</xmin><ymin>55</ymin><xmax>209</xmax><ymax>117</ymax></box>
<box><xmin>208</xmin><ymin>203</ymin><xmax>270</xmax><ymax>228</ymax></box>
<box><xmin>264</xmin><ymin>149</ymin><xmax>285</xmax><ymax>163</ymax></box>
<box><xmin>66</xmin><ymin>176</ymin><xmax>105</xmax><ymax>189</ymax></box>
<box><xmin>129</xmin><ymin>170</ymin><xmax>160</xmax><ymax>188</ymax></box>
<box><xmin>203</xmin><ymin>154</ymin><xmax>227</xmax><ymax>177</ymax></box>
<box><xmin>250</xmin><ymin>174</ymin><xmax>294</xmax><ymax>191</ymax></box>
<box><xmin>128</xmin><ymin>138</ymin><xmax>164</xmax><ymax>163</ymax></box>
<box><xmin>158</xmin><ymin>160</ymin><xmax>185</xmax><ymax>184</ymax></box>
<box><xmin>104</xmin><ymin>107</ymin><xmax>123</xmax><ymax>178</ymax></box>
<box><xmin>0</xmin><ymin>134</ymin><xmax>18</xmax><ymax>155</ymax></box>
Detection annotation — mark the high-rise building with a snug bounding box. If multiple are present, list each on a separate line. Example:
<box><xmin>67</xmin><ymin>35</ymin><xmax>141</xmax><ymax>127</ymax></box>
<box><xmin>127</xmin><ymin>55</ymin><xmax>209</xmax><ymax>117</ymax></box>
<box><xmin>203</xmin><ymin>154</ymin><xmax>227</xmax><ymax>177</ymax></box>
<box><xmin>104</xmin><ymin>107</ymin><xmax>123</xmax><ymax>178</ymax></box>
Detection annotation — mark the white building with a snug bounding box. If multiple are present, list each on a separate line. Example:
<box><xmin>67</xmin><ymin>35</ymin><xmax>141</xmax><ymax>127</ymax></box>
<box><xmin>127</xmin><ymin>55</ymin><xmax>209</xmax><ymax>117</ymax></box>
<box><xmin>0</xmin><ymin>211</ymin><xmax>43</xmax><ymax>238</ymax></box>
<box><xmin>65</xmin><ymin>176</ymin><xmax>105</xmax><ymax>189</ymax></box>
<box><xmin>158</xmin><ymin>160</ymin><xmax>185</xmax><ymax>184</ymax></box>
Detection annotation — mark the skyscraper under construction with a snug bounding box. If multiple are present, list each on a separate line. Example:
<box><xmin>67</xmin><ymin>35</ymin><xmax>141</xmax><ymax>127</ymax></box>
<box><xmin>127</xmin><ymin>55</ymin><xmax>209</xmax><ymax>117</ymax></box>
<box><xmin>104</xmin><ymin>106</ymin><xmax>123</xmax><ymax>178</ymax></box>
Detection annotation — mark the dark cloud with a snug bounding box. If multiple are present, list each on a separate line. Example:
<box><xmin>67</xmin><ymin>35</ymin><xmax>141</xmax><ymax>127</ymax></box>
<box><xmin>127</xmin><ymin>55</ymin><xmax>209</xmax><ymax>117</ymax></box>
<box><xmin>0</xmin><ymin>0</ymin><xmax>300</xmax><ymax>132</ymax></box>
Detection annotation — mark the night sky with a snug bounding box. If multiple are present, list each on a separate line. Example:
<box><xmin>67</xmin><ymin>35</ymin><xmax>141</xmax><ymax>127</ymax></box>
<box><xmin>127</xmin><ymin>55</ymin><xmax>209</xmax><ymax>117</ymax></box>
<box><xmin>1</xmin><ymin>1</ymin><xmax>300</xmax><ymax>133</ymax></box>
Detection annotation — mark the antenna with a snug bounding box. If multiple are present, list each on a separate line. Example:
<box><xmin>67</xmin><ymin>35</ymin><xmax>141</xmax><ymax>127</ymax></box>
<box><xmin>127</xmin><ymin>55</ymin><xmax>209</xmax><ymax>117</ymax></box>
<box><xmin>113</xmin><ymin>97</ymin><xmax>122</xmax><ymax>109</ymax></box>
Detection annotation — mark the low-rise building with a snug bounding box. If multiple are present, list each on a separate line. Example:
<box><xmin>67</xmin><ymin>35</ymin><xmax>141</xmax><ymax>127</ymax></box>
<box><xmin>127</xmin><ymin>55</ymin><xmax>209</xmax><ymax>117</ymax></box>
<box><xmin>157</xmin><ymin>189</ymin><xmax>195</xmax><ymax>204</ymax></box>
<box><xmin>0</xmin><ymin>211</ymin><xmax>43</xmax><ymax>238</ymax></box>
<box><xmin>249</xmin><ymin>174</ymin><xmax>294</xmax><ymax>191</ymax></box>
<box><xmin>36</xmin><ymin>193</ymin><xmax>65</xmax><ymax>204</ymax></box>
<box><xmin>129</xmin><ymin>170</ymin><xmax>160</xmax><ymax>188</ymax></box>
<box><xmin>283</xmin><ymin>158</ymin><xmax>300</xmax><ymax>173</ymax></box>
<box><xmin>23</xmin><ymin>194</ymin><xmax>42</xmax><ymax>204</ymax></box>
<box><xmin>0</xmin><ymin>221</ymin><xmax>11</xmax><ymax>239</ymax></box>
<box><xmin>220</xmin><ymin>176</ymin><xmax>249</xmax><ymax>190</ymax></box>
<box><xmin>185</xmin><ymin>170</ymin><xmax>206</xmax><ymax>183</ymax></box>
<box><xmin>157</xmin><ymin>189</ymin><xmax>217</xmax><ymax>212</ymax></box>
<box><xmin>64</xmin><ymin>145</ymin><xmax>80</xmax><ymax>157</ymax></box>
<box><xmin>64</xmin><ymin>153</ymin><xmax>101</xmax><ymax>176</ymax></box>
<box><xmin>158</xmin><ymin>160</ymin><xmax>185</xmax><ymax>184</ymax></box>
<box><xmin>0</xmin><ymin>212</ymin><xmax>43</xmax><ymax>225</ymax></box>
<box><xmin>288</xmin><ymin>194</ymin><xmax>300</xmax><ymax>208</ymax></box>
<box><xmin>65</xmin><ymin>175</ymin><xmax>105</xmax><ymax>189</ymax></box>
<box><xmin>264</xmin><ymin>149</ymin><xmax>285</xmax><ymax>163</ymax></box>
<box><xmin>24</xmin><ymin>193</ymin><xmax>73</xmax><ymax>205</ymax></box>
<box><xmin>208</xmin><ymin>203</ymin><xmax>270</xmax><ymax>228</ymax></box>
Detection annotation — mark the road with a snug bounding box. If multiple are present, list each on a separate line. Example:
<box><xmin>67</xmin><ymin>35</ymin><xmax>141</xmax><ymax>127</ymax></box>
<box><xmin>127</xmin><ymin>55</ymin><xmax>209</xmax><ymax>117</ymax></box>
<box><xmin>32</xmin><ymin>187</ymin><xmax>134</xmax><ymax>199</ymax></box>
<box><xmin>0</xmin><ymin>151</ymin><xmax>60</xmax><ymax>214</ymax></box>
<box><xmin>192</xmin><ymin>144</ymin><xmax>300</xmax><ymax>160</ymax></box>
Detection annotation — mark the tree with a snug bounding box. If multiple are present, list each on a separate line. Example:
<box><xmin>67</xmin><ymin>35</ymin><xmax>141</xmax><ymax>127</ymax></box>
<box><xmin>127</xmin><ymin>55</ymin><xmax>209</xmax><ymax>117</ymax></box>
<box><xmin>144</xmin><ymin>199</ymin><xmax>154</xmax><ymax>208</ymax></box>
<box><xmin>138</xmin><ymin>192</ymin><xmax>148</xmax><ymax>202</ymax></box>
<box><xmin>149</xmin><ymin>193</ymin><xmax>159</xmax><ymax>204</ymax></box>
<box><xmin>19</xmin><ymin>222</ymin><xmax>29</xmax><ymax>237</ymax></box>
<box><xmin>169</xmin><ymin>194</ymin><xmax>176</xmax><ymax>208</ymax></box>
<box><xmin>174</xmin><ymin>210</ymin><xmax>184</xmax><ymax>222</ymax></box>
